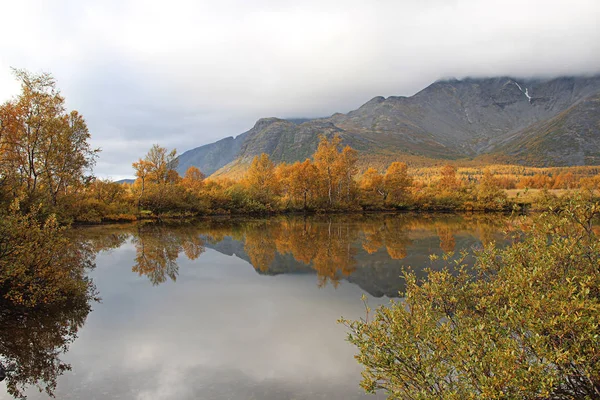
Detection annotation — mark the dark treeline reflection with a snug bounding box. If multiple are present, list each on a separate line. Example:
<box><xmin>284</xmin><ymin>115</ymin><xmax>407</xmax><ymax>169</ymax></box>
<box><xmin>0</xmin><ymin>242</ymin><xmax>97</xmax><ymax>399</ymax></box>
<box><xmin>79</xmin><ymin>213</ymin><xmax>509</xmax><ymax>297</ymax></box>
<box><xmin>0</xmin><ymin>297</ymin><xmax>91</xmax><ymax>399</ymax></box>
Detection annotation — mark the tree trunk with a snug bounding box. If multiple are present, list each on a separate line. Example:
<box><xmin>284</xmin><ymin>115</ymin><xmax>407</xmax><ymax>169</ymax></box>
<box><xmin>303</xmin><ymin>191</ymin><xmax>307</xmax><ymax>211</ymax></box>
<box><xmin>137</xmin><ymin>178</ymin><xmax>145</xmax><ymax>213</ymax></box>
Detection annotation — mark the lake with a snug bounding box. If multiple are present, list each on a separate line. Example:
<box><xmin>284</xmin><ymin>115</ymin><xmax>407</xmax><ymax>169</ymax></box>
<box><xmin>0</xmin><ymin>213</ymin><xmax>511</xmax><ymax>400</ymax></box>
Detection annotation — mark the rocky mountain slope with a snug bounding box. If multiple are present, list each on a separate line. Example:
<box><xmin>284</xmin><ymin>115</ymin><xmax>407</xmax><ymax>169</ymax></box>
<box><xmin>485</xmin><ymin>92</ymin><xmax>600</xmax><ymax>166</ymax></box>
<box><xmin>176</xmin><ymin>75</ymin><xmax>600</xmax><ymax>176</ymax></box>
<box><xmin>177</xmin><ymin>133</ymin><xmax>248</xmax><ymax>176</ymax></box>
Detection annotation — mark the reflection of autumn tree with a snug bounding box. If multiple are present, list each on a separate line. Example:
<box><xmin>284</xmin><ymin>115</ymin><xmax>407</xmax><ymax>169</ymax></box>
<box><xmin>200</xmin><ymin>219</ymin><xmax>245</xmax><ymax>244</ymax></box>
<box><xmin>362</xmin><ymin>222</ymin><xmax>384</xmax><ymax>254</ymax></box>
<box><xmin>311</xmin><ymin>220</ymin><xmax>358</xmax><ymax>287</ymax></box>
<box><xmin>460</xmin><ymin>214</ymin><xmax>506</xmax><ymax>247</ymax></box>
<box><xmin>182</xmin><ymin>239</ymin><xmax>203</xmax><ymax>260</ymax></box>
<box><xmin>476</xmin><ymin>218</ymin><xmax>500</xmax><ymax>246</ymax></box>
<box><xmin>436</xmin><ymin>225</ymin><xmax>456</xmax><ymax>253</ymax></box>
<box><xmin>382</xmin><ymin>217</ymin><xmax>413</xmax><ymax>260</ymax></box>
<box><xmin>131</xmin><ymin>224</ymin><xmax>205</xmax><ymax>285</ymax></box>
<box><xmin>74</xmin><ymin>214</ymin><xmax>511</xmax><ymax>293</ymax></box>
<box><xmin>133</xmin><ymin>225</ymin><xmax>179</xmax><ymax>285</ymax></box>
<box><xmin>243</xmin><ymin>217</ymin><xmax>358</xmax><ymax>287</ymax></box>
<box><xmin>273</xmin><ymin>218</ymin><xmax>318</xmax><ymax>265</ymax></box>
<box><xmin>244</xmin><ymin>221</ymin><xmax>277</xmax><ymax>272</ymax></box>
<box><xmin>90</xmin><ymin>232</ymin><xmax>129</xmax><ymax>253</ymax></box>
<box><xmin>0</xmin><ymin>297</ymin><xmax>92</xmax><ymax>399</ymax></box>
<box><xmin>361</xmin><ymin>217</ymin><xmax>412</xmax><ymax>260</ymax></box>
<box><xmin>70</xmin><ymin>225</ymin><xmax>130</xmax><ymax>254</ymax></box>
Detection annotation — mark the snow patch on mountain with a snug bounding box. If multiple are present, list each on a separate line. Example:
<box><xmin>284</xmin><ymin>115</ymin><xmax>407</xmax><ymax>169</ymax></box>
<box><xmin>513</xmin><ymin>81</ymin><xmax>532</xmax><ymax>104</ymax></box>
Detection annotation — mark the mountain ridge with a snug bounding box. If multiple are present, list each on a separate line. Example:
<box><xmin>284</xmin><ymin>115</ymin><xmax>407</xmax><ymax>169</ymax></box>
<box><xmin>176</xmin><ymin>75</ymin><xmax>600</xmax><ymax>177</ymax></box>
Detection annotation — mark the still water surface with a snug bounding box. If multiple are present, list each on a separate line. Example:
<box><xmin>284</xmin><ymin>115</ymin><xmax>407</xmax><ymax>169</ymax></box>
<box><xmin>1</xmin><ymin>213</ymin><xmax>510</xmax><ymax>400</ymax></box>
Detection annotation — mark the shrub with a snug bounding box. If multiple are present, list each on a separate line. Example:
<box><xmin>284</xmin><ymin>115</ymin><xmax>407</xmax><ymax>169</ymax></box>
<box><xmin>341</xmin><ymin>196</ymin><xmax>600</xmax><ymax>399</ymax></box>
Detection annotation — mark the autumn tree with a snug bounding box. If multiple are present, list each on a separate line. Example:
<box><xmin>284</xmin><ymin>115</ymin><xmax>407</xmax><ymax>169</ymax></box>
<box><xmin>245</xmin><ymin>153</ymin><xmax>278</xmax><ymax>206</ymax></box>
<box><xmin>68</xmin><ymin>178</ymin><xmax>136</xmax><ymax>223</ymax></box>
<box><xmin>181</xmin><ymin>166</ymin><xmax>205</xmax><ymax>193</ymax></box>
<box><xmin>132</xmin><ymin>144</ymin><xmax>178</xmax><ymax>186</ymax></box>
<box><xmin>384</xmin><ymin>162</ymin><xmax>412</xmax><ymax>204</ymax></box>
<box><xmin>360</xmin><ymin>167</ymin><xmax>386</xmax><ymax>203</ymax></box>
<box><xmin>580</xmin><ymin>175</ymin><xmax>600</xmax><ymax>193</ymax></box>
<box><xmin>0</xmin><ymin>69</ymin><xmax>98</xmax><ymax>210</ymax></box>
<box><xmin>313</xmin><ymin>135</ymin><xmax>359</xmax><ymax>208</ymax></box>
<box><xmin>144</xmin><ymin>144</ymin><xmax>179</xmax><ymax>184</ymax></box>
<box><xmin>437</xmin><ymin>164</ymin><xmax>458</xmax><ymax>191</ymax></box>
<box><xmin>553</xmin><ymin>172</ymin><xmax>575</xmax><ymax>189</ymax></box>
<box><xmin>131</xmin><ymin>159</ymin><xmax>151</xmax><ymax>212</ymax></box>
<box><xmin>0</xmin><ymin>201</ymin><xmax>95</xmax><ymax>307</ymax></box>
<box><xmin>314</xmin><ymin>135</ymin><xmax>342</xmax><ymax>206</ymax></box>
<box><xmin>132</xmin><ymin>145</ymin><xmax>184</xmax><ymax>214</ymax></box>
<box><xmin>280</xmin><ymin>160</ymin><xmax>319</xmax><ymax>210</ymax></box>
<box><xmin>0</xmin><ymin>102</ymin><xmax>25</xmax><ymax>204</ymax></box>
<box><xmin>336</xmin><ymin>146</ymin><xmax>359</xmax><ymax>204</ymax></box>
<box><xmin>476</xmin><ymin>169</ymin><xmax>508</xmax><ymax>210</ymax></box>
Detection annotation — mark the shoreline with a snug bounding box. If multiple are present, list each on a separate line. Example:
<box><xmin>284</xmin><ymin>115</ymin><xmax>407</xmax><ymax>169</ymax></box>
<box><xmin>71</xmin><ymin>207</ymin><xmax>524</xmax><ymax>228</ymax></box>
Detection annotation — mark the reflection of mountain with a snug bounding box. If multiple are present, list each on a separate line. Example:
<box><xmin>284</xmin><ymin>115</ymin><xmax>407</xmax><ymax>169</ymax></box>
<box><xmin>78</xmin><ymin>214</ymin><xmax>509</xmax><ymax>298</ymax></box>
<box><xmin>206</xmin><ymin>234</ymin><xmax>483</xmax><ymax>297</ymax></box>
<box><xmin>206</xmin><ymin>236</ymin><xmax>312</xmax><ymax>275</ymax></box>
<box><xmin>199</xmin><ymin>215</ymin><xmax>506</xmax><ymax>297</ymax></box>
<box><xmin>347</xmin><ymin>235</ymin><xmax>481</xmax><ymax>297</ymax></box>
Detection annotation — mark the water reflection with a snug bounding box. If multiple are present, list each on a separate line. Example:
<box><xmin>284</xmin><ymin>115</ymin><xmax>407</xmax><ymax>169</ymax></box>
<box><xmin>132</xmin><ymin>225</ymin><xmax>205</xmax><ymax>285</ymax></box>
<box><xmin>0</xmin><ymin>242</ymin><xmax>96</xmax><ymax>399</ymax></box>
<box><xmin>0</xmin><ymin>299</ymin><xmax>92</xmax><ymax>399</ymax></box>
<box><xmin>82</xmin><ymin>213</ymin><xmax>508</xmax><ymax>297</ymax></box>
<box><xmin>1</xmin><ymin>213</ymin><xmax>512</xmax><ymax>400</ymax></box>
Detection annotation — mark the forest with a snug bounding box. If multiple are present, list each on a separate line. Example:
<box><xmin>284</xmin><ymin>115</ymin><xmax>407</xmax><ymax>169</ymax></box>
<box><xmin>87</xmin><ymin>140</ymin><xmax>599</xmax><ymax>222</ymax></box>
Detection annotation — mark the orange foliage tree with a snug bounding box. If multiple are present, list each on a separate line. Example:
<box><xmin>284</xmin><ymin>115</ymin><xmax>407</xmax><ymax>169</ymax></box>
<box><xmin>0</xmin><ymin>69</ymin><xmax>98</xmax><ymax>210</ymax></box>
<box><xmin>384</xmin><ymin>162</ymin><xmax>412</xmax><ymax>203</ymax></box>
<box><xmin>245</xmin><ymin>153</ymin><xmax>278</xmax><ymax>206</ymax></box>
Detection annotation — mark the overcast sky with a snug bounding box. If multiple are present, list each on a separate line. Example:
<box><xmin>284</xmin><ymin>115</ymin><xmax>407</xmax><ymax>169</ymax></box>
<box><xmin>0</xmin><ymin>0</ymin><xmax>599</xmax><ymax>179</ymax></box>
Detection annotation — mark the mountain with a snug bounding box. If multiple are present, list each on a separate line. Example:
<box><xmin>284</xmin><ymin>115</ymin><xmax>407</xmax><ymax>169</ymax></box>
<box><xmin>484</xmin><ymin>92</ymin><xmax>600</xmax><ymax>166</ymax></box>
<box><xmin>177</xmin><ymin>133</ymin><xmax>248</xmax><ymax>176</ymax></box>
<box><xmin>176</xmin><ymin>75</ymin><xmax>600</xmax><ymax>176</ymax></box>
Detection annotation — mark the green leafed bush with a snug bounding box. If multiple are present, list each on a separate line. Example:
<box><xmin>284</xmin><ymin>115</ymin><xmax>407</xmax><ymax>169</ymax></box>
<box><xmin>341</xmin><ymin>196</ymin><xmax>600</xmax><ymax>399</ymax></box>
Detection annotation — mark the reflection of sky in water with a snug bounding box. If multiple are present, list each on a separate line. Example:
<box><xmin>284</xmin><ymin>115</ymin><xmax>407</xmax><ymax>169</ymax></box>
<box><xmin>1</xmin><ymin>244</ymin><xmax>388</xmax><ymax>400</ymax></box>
<box><xmin>1</xmin><ymin>214</ymin><xmax>512</xmax><ymax>399</ymax></box>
